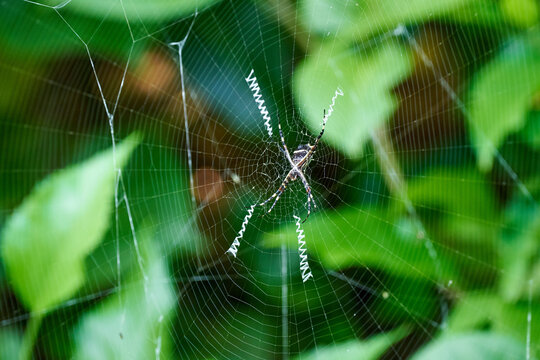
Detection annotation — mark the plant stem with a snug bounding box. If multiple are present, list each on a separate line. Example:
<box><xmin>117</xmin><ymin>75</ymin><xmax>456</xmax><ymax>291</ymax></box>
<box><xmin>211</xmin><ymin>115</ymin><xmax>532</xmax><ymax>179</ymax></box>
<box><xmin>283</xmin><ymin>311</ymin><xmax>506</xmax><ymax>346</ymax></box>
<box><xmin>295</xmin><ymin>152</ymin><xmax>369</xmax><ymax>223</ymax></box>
<box><xmin>19</xmin><ymin>313</ymin><xmax>43</xmax><ymax>360</ymax></box>
<box><xmin>371</xmin><ymin>126</ymin><xmax>407</xmax><ymax>203</ymax></box>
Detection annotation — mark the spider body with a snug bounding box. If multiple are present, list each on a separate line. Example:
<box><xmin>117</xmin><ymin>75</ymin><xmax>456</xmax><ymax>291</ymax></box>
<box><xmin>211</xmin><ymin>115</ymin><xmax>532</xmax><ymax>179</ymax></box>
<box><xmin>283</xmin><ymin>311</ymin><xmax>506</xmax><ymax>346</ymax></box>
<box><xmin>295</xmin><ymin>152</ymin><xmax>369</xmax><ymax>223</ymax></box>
<box><xmin>290</xmin><ymin>144</ymin><xmax>313</xmax><ymax>180</ymax></box>
<box><xmin>259</xmin><ymin>111</ymin><xmax>328</xmax><ymax>222</ymax></box>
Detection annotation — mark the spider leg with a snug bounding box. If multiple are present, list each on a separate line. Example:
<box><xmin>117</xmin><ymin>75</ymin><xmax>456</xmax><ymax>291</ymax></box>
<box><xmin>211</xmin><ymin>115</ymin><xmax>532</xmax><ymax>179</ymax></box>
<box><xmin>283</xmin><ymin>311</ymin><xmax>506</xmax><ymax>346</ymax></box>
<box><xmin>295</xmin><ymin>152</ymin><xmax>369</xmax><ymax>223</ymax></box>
<box><xmin>303</xmin><ymin>187</ymin><xmax>312</xmax><ymax>223</ymax></box>
<box><xmin>276</xmin><ymin>114</ymin><xmax>297</xmax><ymax>169</ymax></box>
<box><xmin>259</xmin><ymin>178</ymin><xmax>289</xmax><ymax>207</ymax></box>
<box><xmin>258</xmin><ymin>172</ymin><xmax>293</xmax><ymax>218</ymax></box>
<box><xmin>296</xmin><ymin>172</ymin><xmax>316</xmax><ymax>223</ymax></box>
<box><xmin>266</xmin><ymin>189</ymin><xmax>284</xmax><ymax>215</ymax></box>
<box><xmin>277</xmin><ymin>114</ymin><xmax>289</xmax><ymax>152</ymax></box>
<box><xmin>294</xmin><ymin>109</ymin><xmax>328</xmax><ymax>170</ymax></box>
<box><xmin>311</xmin><ymin>109</ymin><xmax>327</xmax><ymax>150</ymax></box>
<box><xmin>309</xmin><ymin>191</ymin><xmax>317</xmax><ymax>209</ymax></box>
<box><xmin>302</xmin><ymin>186</ymin><xmax>319</xmax><ymax>223</ymax></box>
<box><xmin>277</xmin><ymin>142</ymin><xmax>289</xmax><ymax>159</ymax></box>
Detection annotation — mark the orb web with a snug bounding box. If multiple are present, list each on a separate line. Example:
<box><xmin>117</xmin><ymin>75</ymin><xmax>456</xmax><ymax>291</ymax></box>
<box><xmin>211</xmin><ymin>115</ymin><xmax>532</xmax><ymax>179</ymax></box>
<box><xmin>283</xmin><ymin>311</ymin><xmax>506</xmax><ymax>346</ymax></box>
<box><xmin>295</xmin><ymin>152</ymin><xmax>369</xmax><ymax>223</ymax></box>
<box><xmin>0</xmin><ymin>0</ymin><xmax>539</xmax><ymax>359</ymax></box>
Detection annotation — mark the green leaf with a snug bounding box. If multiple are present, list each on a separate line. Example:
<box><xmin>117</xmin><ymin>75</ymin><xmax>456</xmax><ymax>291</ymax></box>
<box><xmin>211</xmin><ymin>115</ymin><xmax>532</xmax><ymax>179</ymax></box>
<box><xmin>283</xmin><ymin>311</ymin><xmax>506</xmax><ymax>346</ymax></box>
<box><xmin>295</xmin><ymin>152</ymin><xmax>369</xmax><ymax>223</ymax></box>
<box><xmin>300</xmin><ymin>0</ymin><xmax>510</xmax><ymax>42</ymax></box>
<box><xmin>301</xmin><ymin>0</ymin><xmax>468</xmax><ymax>39</ymax></box>
<box><xmin>248</xmin><ymin>247</ymin><xmax>352</xmax><ymax>313</ymax></box>
<box><xmin>263</xmin><ymin>207</ymin><xmax>459</xmax><ymax>282</ymax></box>
<box><xmin>446</xmin><ymin>293</ymin><xmax>501</xmax><ymax>334</ymax></box>
<box><xmin>407</xmin><ymin>168</ymin><xmax>496</xmax><ymax>217</ymax></box>
<box><xmin>520</xmin><ymin>110</ymin><xmax>540</xmax><ymax>149</ymax></box>
<box><xmin>411</xmin><ymin>332</ymin><xmax>526</xmax><ymax>360</ymax></box>
<box><xmin>446</xmin><ymin>1</ymin><xmax>508</xmax><ymax>26</ymax></box>
<box><xmin>446</xmin><ymin>292</ymin><xmax>540</xmax><ymax>357</ymax></box>
<box><xmin>294</xmin><ymin>41</ymin><xmax>413</xmax><ymax>158</ymax></box>
<box><xmin>295</xmin><ymin>327</ymin><xmax>408</xmax><ymax>360</ymax></box>
<box><xmin>407</xmin><ymin>168</ymin><xmax>499</xmax><ymax>240</ymax></box>
<box><xmin>0</xmin><ymin>328</ymin><xmax>22</xmax><ymax>360</ymax></box>
<box><xmin>73</xmin><ymin>234</ymin><xmax>175</xmax><ymax>360</ymax></box>
<box><xmin>499</xmin><ymin>196</ymin><xmax>540</xmax><ymax>301</ymax></box>
<box><xmin>44</xmin><ymin>0</ymin><xmax>221</xmax><ymax>22</ymax></box>
<box><xmin>0</xmin><ymin>1</ymin><xmax>140</xmax><ymax>61</ymax></box>
<box><xmin>501</xmin><ymin>0</ymin><xmax>539</xmax><ymax>27</ymax></box>
<box><xmin>468</xmin><ymin>33</ymin><xmax>540</xmax><ymax>171</ymax></box>
<box><xmin>406</xmin><ymin>168</ymin><xmax>500</xmax><ymax>285</ymax></box>
<box><xmin>1</xmin><ymin>134</ymin><xmax>140</xmax><ymax>312</ymax></box>
<box><xmin>181</xmin><ymin>309</ymin><xmax>276</xmax><ymax>359</ymax></box>
<box><xmin>372</xmin><ymin>276</ymin><xmax>439</xmax><ymax>325</ymax></box>
<box><xmin>407</xmin><ymin>167</ymin><xmax>500</xmax><ymax>260</ymax></box>
<box><xmin>82</xmin><ymin>142</ymin><xmax>199</xmax><ymax>294</ymax></box>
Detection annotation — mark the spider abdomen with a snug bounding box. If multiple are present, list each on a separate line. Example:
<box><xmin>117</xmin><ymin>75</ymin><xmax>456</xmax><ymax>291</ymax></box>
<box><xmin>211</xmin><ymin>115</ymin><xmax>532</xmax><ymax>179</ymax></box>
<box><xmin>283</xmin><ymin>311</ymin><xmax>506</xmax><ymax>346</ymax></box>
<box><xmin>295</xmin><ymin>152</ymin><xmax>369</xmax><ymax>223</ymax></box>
<box><xmin>292</xmin><ymin>144</ymin><xmax>312</xmax><ymax>166</ymax></box>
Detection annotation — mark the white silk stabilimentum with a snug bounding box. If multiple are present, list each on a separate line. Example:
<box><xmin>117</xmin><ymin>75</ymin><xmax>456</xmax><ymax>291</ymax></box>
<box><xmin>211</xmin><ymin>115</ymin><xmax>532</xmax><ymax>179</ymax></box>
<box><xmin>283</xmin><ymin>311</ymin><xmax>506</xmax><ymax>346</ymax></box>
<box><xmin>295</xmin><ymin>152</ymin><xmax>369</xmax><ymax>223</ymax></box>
<box><xmin>293</xmin><ymin>215</ymin><xmax>313</xmax><ymax>282</ymax></box>
<box><xmin>245</xmin><ymin>69</ymin><xmax>273</xmax><ymax>138</ymax></box>
<box><xmin>322</xmin><ymin>87</ymin><xmax>344</xmax><ymax>127</ymax></box>
<box><xmin>226</xmin><ymin>204</ymin><xmax>256</xmax><ymax>258</ymax></box>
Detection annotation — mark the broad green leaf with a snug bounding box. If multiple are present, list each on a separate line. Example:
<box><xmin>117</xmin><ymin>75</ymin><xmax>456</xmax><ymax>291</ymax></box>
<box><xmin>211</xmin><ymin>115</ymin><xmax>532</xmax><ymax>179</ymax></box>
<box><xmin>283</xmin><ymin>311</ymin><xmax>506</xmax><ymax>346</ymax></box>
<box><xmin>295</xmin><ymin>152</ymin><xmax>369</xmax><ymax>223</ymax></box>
<box><xmin>252</xmin><ymin>245</ymin><xmax>438</xmax><ymax>325</ymax></box>
<box><xmin>73</xmin><ymin>234</ymin><xmax>175</xmax><ymax>360</ymax></box>
<box><xmin>82</xmin><ymin>142</ymin><xmax>199</xmax><ymax>294</ymax></box>
<box><xmin>0</xmin><ymin>328</ymin><xmax>22</xmax><ymax>360</ymax></box>
<box><xmin>501</xmin><ymin>0</ymin><xmax>539</xmax><ymax>27</ymax></box>
<box><xmin>263</xmin><ymin>207</ymin><xmax>459</xmax><ymax>282</ymax></box>
<box><xmin>407</xmin><ymin>168</ymin><xmax>496</xmax><ymax>218</ymax></box>
<box><xmin>1</xmin><ymin>134</ymin><xmax>140</xmax><ymax>312</ymax></box>
<box><xmin>499</xmin><ymin>196</ymin><xmax>540</xmax><ymax>301</ymax></box>
<box><xmin>180</xmin><ymin>309</ymin><xmax>276</xmax><ymax>359</ymax></box>
<box><xmin>300</xmin><ymin>0</ymin><xmax>513</xmax><ymax>42</ymax></box>
<box><xmin>520</xmin><ymin>110</ymin><xmax>540</xmax><ymax>149</ymax></box>
<box><xmin>248</xmin><ymin>247</ymin><xmax>355</xmax><ymax>315</ymax></box>
<box><xmin>43</xmin><ymin>0</ymin><xmax>221</xmax><ymax>22</ymax></box>
<box><xmin>0</xmin><ymin>1</ymin><xmax>139</xmax><ymax>61</ymax></box>
<box><xmin>446</xmin><ymin>1</ymin><xmax>507</xmax><ymax>26</ymax></box>
<box><xmin>301</xmin><ymin>0</ymin><xmax>469</xmax><ymax>39</ymax></box>
<box><xmin>447</xmin><ymin>293</ymin><xmax>540</xmax><ymax>357</ymax></box>
<box><xmin>372</xmin><ymin>276</ymin><xmax>439</xmax><ymax>325</ymax></box>
<box><xmin>468</xmin><ymin>33</ymin><xmax>540</xmax><ymax>171</ymax></box>
<box><xmin>407</xmin><ymin>168</ymin><xmax>499</xmax><ymax>244</ymax></box>
<box><xmin>294</xmin><ymin>41</ymin><xmax>413</xmax><ymax>158</ymax></box>
<box><xmin>411</xmin><ymin>332</ymin><xmax>526</xmax><ymax>360</ymax></box>
<box><xmin>446</xmin><ymin>293</ymin><xmax>501</xmax><ymax>334</ymax></box>
<box><xmin>406</xmin><ymin>169</ymin><xmax>499</xmax><ymax>286</ymax></box>
<box><xmin>295</xmin><ymin>327</ymin><xmax>408</xmax><ymax>360</ymax></box>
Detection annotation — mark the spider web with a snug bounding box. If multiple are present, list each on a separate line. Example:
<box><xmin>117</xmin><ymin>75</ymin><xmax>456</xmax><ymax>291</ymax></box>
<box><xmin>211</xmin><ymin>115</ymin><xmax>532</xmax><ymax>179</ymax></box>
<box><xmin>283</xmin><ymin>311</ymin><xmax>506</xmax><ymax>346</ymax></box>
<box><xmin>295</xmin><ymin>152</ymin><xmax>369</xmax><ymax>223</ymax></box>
<box><xmin>0</xmin><ymin>0</ymin><xmax>539</xmax><ymax>359</ymax></box>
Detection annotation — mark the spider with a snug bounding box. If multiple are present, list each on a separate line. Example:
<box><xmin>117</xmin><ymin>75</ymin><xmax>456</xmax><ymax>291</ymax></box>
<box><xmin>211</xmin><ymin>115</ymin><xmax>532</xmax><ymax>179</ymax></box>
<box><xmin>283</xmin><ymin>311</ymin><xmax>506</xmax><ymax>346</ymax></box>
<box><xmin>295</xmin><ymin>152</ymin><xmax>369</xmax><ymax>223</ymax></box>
<box><xmin>259</xmin><ymin>110</ymin><xmax>328</xmax><ymax>222</ymax></box>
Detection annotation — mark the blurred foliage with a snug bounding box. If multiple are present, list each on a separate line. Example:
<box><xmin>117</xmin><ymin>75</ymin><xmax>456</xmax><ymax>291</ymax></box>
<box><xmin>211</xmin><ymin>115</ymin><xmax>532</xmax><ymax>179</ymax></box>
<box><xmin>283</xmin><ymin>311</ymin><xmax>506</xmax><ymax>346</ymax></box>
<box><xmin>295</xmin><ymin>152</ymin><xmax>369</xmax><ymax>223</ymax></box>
<box><xmin>42</xmin><ymin>0</ymin><xmax>219</xmax><ymax>22</ymax></box>
<box><xmin>521</xmin><ymin>110</ymin><xmax>540</xmax><ymax>149</ymax></box>
<box><xmin>407</xmin><ymin>168</ymin><xmax>499</xmax><ymax>247</ymax></box>
<box><xmin>294</xmin><ymin>40</ymin><xmax>414</xmax><ymax>158</ymax></box>
<box><xmin>499</xmin><ymin>194</ymin><xmax>540</xmax><ymax>301</ymax></box>
<box><xmin>300</xmin><ymin>0</ymin><xmax>538</xmax><ymax>41</ymax></box>
<box><xmin>0</xmin><ymin>1</ymin><xmax>135</xmax><ymax>60</ymax></box>
<box><xmin>0</xmin><ymin>327</ymin><xmax>21</xmax><ymax>360</ymax></box>
<box><xmin>264</xmin><ymin>207</ymin><xmax>460</xmax><ymax>282</ymax></box>
<box><xmin>468</xmin><ymin>31</ymin><xmax>540</xmax><ymax>170</ymax></box>
<box><xmin>1</xmin><ymin>135</ymin><xmax>139</xmax><ymax>359</ymax></box>
<box><xmin>295</xmin><ymin>327</ymin><xmax>408</xmax><ymax>360</ymax></box>
<box><xmin>301</xmin><ymin>0</ymin><xmax>472</xmax><ymax>39</ymax></box>
<box><xmin>447</xmin><ymin>292</ymin><xmax>540</xmax><ymax>347</ymax></box>
<box><xmin>411</xmin><ymin>332</ymin><xmax>526</xmax><ymax>359</ymax></box>
<box><xmin>73</xmin><ymin>231</ymin><xmax>175</xmax><ymax>360</ymax></box>
<box><xmin>1</xmin><ymin>134</ymin><xmax>139</xmax><ymax>313</ymax></box>
<box><xmin>0</xmin><ymin>0</ymin><xmax>539</xmax><ymax>359</ymax></box>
